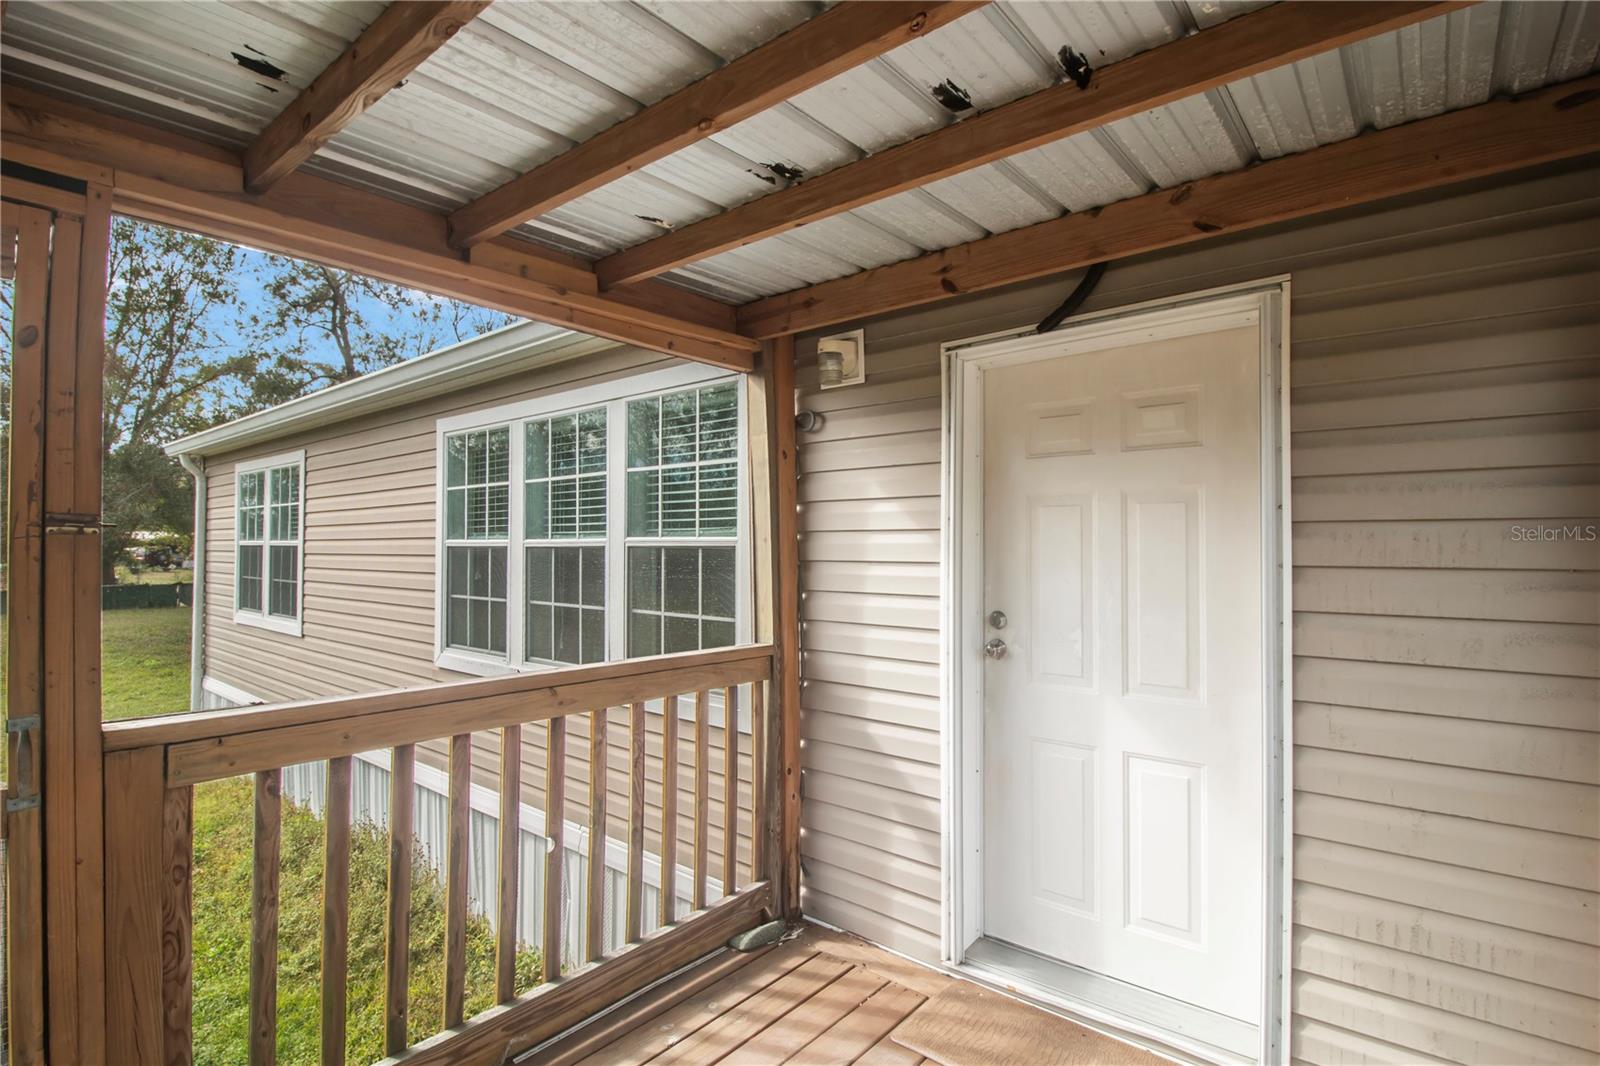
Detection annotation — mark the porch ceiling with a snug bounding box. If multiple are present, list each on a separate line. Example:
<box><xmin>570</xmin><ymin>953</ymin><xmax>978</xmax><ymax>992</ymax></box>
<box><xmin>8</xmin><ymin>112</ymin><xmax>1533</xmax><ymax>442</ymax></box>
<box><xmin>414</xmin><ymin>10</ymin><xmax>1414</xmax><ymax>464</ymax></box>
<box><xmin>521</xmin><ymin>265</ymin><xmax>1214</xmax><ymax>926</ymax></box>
<box><xmin>4</xmin><ymin>0</ymin><xmax>1598</xmax><ymax>304</ymax></box>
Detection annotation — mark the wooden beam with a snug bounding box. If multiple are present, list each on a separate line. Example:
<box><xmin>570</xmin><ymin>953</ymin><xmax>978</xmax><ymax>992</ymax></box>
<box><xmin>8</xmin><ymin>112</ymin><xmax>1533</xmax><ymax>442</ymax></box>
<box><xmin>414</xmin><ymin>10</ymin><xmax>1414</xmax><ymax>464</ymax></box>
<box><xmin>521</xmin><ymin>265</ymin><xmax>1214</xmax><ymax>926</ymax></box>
<box><xmin>243</xmin><ymin>1</ymin><xmax>490</xmax><ymax>193</ymax></box>
<box><xmin>0</xmin><ymin>86</ymin><xmax>757</xmax><ymax>369</ymax></box>
<box><xmin>762</xmin><ymin>337</ymin><xmax>802</xmax><ymax>918</ymax></box>
<box><xmin>596</xmin><ymin>0</ymin><xmax>1466</xmax><ymax>288</ymax></box>
<box><xmin>446</xmin><ymin>1</ymin><xmax>983</xmax><ymax>249</ymax></box>
<box><xmin>738</xmin><ymin>74</ymin><xmax>1600</xmax><ymax>338</ymax></box>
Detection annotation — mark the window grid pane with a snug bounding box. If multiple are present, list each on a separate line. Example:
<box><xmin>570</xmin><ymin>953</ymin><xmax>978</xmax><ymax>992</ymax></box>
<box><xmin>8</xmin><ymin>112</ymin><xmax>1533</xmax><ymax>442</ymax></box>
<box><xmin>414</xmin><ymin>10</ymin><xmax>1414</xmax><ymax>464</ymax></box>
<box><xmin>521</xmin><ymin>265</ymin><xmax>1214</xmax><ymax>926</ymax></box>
<box><xmin>625</xmin><ymin>546</ymin><xmax>735</xmax><ymax>657</ymax></box>
<box><xmin>525</xmin><ymin>546</ymin><xmax>605</xmax><ymax>665</ymax></box>
<box><xmin>238</xmin><ymin>463</ymin><xmax>300</xmax><ymax>622</ymax></box>
<box><xmin>446</xmin><ymin>426</ymin><xmax>510</xmax><ymax>541</ymax></box>
<box><xmin>237</xmin><ymin>544</ymin><xmax>263</xmax><ymax>613</ymax></box>
<box><xmin>525</xmin><ymin>409</ymin><xmax>606</xmax><ymax>541</ymax></box>
<box><xmin>446</xmin><ymin>545</ymin><xmax>508</xmax><ymax>655</ymax></box>
<box><xmin>625</xmin><ymin>383</ymin><xmax>738</xmax><ymax>539</ymax></box>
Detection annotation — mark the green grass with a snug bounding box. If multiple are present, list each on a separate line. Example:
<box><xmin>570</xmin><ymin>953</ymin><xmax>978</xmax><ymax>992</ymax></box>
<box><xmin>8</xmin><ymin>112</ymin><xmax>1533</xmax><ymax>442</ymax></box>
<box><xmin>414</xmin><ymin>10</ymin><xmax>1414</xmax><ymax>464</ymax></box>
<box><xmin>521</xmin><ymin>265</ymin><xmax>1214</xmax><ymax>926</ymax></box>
<box><xmin>93</xmin><ymin>608</ymin><xmax>544</xmax><ymax>1059</ymax></box>
<box><xmin>194</xmin><ymin>778</ymin><xmax>542</xmax><ymax>1065</ymax></box>
<box><xmin>102</xmin><ymin>605</ymin><xmax>193</xmax><ymax>720</ymax></box>
<box><xmin>114</xmin><ymin>565</ymin><xmax>195</xmax><ymax>586</ymax></box>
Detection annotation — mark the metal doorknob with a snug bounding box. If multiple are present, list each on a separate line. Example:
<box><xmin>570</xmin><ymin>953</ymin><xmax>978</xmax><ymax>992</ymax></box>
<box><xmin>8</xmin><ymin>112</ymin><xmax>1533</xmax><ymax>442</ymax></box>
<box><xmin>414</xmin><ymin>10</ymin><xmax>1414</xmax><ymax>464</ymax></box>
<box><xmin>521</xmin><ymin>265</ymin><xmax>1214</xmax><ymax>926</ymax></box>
<box><xmin>984</xmin><ymin>638</ymin><xmax>1008</xmax><ymax>660</ymax></box>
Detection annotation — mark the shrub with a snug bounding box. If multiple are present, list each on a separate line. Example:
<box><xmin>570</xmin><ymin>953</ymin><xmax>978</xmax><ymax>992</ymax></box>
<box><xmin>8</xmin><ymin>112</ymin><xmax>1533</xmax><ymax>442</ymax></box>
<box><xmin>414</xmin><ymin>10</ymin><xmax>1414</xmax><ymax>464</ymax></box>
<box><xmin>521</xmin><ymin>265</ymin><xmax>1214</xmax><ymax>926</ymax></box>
<box><xmin>192</xmin><ymin>777</ymin><xmax>541</xmax><ymax>1064</ymax></box>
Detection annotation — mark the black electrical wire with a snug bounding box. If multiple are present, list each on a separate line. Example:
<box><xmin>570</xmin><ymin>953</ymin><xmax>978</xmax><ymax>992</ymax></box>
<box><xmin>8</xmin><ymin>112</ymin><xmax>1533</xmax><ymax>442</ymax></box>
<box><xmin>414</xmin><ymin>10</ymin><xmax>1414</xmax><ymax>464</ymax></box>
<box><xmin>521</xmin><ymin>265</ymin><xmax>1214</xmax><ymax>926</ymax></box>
<box><xmin>1035</xmin><ymin>261</ymin><xmax>1108</xmax><ymax>334</ymax></box>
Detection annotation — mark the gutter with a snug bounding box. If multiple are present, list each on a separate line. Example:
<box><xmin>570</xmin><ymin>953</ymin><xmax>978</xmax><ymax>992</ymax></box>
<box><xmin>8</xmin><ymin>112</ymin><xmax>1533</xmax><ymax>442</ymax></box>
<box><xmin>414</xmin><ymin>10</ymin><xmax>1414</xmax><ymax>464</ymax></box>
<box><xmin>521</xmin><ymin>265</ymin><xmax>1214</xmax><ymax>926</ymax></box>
<box><xmin>177</xmin><ymin>452</ymin><xmax>206</xmax><ymax>712</ymax></box>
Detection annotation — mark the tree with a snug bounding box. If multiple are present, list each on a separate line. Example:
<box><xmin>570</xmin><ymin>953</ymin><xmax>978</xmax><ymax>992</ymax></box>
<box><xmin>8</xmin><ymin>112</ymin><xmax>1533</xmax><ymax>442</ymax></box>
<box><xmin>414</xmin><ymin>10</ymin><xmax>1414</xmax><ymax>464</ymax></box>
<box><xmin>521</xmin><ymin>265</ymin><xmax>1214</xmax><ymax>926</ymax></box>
<box><xmin>101</xmin><ymin>219</ymin><xmax>252</xmax><ymax>581</ymax></box>
<box><xmin>1</xmin><ymin>216</ymin><xmax>519</xmax><ymax>583</ymax></box>
<box><xmin>238</xmin><ymin>257</ymin><xmax>514</xmax><ymax>409</ymax></box>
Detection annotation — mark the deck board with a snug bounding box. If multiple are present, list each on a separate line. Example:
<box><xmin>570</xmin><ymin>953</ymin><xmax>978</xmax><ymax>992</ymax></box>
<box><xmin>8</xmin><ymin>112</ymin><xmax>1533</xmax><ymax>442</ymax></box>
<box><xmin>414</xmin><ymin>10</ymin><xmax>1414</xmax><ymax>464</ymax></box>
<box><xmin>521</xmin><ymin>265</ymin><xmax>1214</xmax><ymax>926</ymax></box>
<box><xmin>537</xmin><ymin>922</ymin><xmax>1159</xmax><ymax>1066</ymax></box>
<box><xmin>649</xmin><ymin>954</ymin><xmax>855</xmax><ymax>1064</ymax></box>
<box><xmin>731</xmin><ymin>966</ymin><xmax>887</xmax><ymax>1063</ymax></box>
<box><xmin>891</xmin><ymin>980</ymin><xmax>1169</xmax><ymax>1066</ymax></box>
<box><xmin>790</xmin><ymin>984</ymin><xmax>927</xmax><ymax>1064</ymax></box>
<box><xmin>570</xmin><ymin>944</ymin><xmax>818</xmax><ymax>1066</ymax></box>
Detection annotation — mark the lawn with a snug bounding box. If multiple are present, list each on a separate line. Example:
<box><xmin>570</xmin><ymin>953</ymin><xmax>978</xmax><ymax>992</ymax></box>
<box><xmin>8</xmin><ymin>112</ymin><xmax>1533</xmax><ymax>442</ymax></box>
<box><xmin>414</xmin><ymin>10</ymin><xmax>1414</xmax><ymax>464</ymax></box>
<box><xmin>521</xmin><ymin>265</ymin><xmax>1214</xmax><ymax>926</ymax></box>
<box><xmin>95</xmin><ymin>606</ymin><xmax>541</xmax><ymax>1061</ymax></box>
<box><xmin>193</xmin><ymin>779</ymin><xmax>540</xmax><ymax>1064</ymax></box>
<box><xmin>102</xmin><ymin>604</ymin><xmax>193</xmax><ymax>720</ymax></box>
<box><xmin>114</xmin><ymin>565</ymin><xmax>195</xmax><ymax>586</ymax></box>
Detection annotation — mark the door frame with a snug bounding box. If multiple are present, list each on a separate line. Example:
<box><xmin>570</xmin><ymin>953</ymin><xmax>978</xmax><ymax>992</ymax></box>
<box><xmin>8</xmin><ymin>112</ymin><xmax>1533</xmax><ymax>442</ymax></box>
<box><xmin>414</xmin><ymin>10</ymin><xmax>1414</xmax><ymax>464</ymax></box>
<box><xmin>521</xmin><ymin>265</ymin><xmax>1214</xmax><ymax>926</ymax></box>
<box><xmin>938</xmin><ymin>279</ymin><xmax>1293</xmax><ymax>1064</ymax></box>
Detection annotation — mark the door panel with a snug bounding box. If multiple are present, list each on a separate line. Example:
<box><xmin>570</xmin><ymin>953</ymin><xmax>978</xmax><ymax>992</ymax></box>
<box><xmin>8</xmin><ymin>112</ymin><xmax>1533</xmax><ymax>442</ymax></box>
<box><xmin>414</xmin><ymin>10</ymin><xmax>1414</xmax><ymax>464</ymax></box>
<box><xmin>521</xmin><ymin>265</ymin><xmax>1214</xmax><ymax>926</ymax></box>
<box><xmin>980</xmin><ymin>322</ymin><xmax>1264</xmax><ymax>1026</ymax></box>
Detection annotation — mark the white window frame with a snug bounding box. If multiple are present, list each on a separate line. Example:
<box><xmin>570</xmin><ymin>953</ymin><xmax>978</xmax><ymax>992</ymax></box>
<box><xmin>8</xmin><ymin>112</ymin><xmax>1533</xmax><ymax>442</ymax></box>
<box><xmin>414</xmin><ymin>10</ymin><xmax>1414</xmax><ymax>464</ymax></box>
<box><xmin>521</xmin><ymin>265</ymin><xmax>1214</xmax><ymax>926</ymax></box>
<box><xmin>433</xmin><ymin>364</ymin><xmax>753</xmax><ymax>730</ymax></box>
<box><xmin>440</xmin><ymin>425</ymin><xmax>513</xmax><ymax>663</ymax></box>
<box><xmin>522</xmin><ymin>407</ymin><xmax>610</xmax><ymax>667</ymax></box>
<box><xmin>233</xmin><ymin>449</ymin><xmax>305</xmax><ymax>637</ymax></box>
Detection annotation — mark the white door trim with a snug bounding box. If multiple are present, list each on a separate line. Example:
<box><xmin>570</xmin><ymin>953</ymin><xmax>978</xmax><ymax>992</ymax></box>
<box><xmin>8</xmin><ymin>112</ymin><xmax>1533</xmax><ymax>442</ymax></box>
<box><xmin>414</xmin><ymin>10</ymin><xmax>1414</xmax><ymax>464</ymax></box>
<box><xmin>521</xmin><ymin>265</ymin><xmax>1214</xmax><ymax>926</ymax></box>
<box><xmin>939</xmin><ymin>278</ymin><xmax>1293</xmax><ymax>1064</ymax></box>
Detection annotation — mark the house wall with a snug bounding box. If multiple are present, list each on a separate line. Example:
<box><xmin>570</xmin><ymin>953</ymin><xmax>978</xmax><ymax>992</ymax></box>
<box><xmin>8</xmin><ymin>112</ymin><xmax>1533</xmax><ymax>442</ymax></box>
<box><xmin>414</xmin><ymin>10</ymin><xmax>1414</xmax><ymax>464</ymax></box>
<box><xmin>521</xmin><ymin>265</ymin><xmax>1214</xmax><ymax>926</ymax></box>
<box><xmin>196</xmin><ymin>344</ymin><xmax>757</xmax><ymax>900</ymax></box>
<box><xmin>791</xmin><ymin>160</ymin><xmax>1600</xmax><ymax>1064</ymax></box>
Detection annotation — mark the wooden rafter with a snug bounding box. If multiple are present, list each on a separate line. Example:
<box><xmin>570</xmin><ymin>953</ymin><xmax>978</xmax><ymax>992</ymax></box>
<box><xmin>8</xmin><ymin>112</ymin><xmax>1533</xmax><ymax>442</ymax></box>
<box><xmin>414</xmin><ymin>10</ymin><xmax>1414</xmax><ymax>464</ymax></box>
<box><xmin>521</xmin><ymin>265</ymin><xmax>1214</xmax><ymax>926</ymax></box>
<box><xmin>596</xmin><ymin>0</ymin><xmax>1467</xmax><ymax>289</ymax></box>
<box><xmin>445</xmin><ymin>0</ymin><xmax>985</xmax><ymax>250</ymax></box>
<box><xmin>0</xmin><ymin>86</ymin><xmax>758</xmax><ymax>370</ymax></box>
<box><xmin>244</xmin><ymin>1</ymin><xmax>491</xmax><ymax>194</ymax></box>
<box><xmin>737</xmin><ymin>73</ymin><xmax>1600</xmax><ymax>338</ymax></box>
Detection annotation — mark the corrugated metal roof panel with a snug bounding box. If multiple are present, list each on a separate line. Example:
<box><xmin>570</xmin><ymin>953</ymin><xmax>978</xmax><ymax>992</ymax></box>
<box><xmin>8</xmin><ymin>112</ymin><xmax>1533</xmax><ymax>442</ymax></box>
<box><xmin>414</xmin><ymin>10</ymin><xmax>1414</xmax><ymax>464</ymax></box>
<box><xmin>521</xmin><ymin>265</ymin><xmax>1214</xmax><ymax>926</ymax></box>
<box><xmin>1005</xmin><ymin>131</ymin><xmax>1150</xmax><ymax>212</ymax></box>
<box><xmin>4</xmin><ymin>0</ymin><xmax>1595</xmax><ymax>307</ymax></box>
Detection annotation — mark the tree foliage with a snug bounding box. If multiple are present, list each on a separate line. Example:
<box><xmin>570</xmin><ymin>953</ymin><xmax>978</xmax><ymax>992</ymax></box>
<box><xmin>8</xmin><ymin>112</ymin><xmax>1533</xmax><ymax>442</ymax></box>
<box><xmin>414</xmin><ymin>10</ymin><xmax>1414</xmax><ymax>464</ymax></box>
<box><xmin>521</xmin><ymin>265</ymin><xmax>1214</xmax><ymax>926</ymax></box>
<box><xmin>85</xmin><ymin>218</ymin><xmax>517</xmax><ymax>579</ymax></box>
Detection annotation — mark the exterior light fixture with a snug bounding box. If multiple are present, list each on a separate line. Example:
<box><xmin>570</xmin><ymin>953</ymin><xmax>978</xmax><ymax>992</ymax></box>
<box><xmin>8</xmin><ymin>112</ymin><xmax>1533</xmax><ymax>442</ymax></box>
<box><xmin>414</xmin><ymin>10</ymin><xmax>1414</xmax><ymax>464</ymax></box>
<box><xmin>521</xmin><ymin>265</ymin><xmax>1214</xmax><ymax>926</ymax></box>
<box><xmin>816</xmin><ymin>329</ymin><xmax>866</xmax><ymax>389</ymax></box>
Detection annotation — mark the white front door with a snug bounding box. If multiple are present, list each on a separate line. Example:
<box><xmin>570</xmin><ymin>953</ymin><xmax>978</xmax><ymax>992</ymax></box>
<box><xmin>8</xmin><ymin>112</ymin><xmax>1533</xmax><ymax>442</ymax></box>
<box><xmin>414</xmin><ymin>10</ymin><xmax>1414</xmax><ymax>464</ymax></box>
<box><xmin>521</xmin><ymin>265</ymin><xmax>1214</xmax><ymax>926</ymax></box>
<box><xmin>978</xmin><ymin>316</ymin><xmax>1265</xmax><ymax>1027</ymax></box>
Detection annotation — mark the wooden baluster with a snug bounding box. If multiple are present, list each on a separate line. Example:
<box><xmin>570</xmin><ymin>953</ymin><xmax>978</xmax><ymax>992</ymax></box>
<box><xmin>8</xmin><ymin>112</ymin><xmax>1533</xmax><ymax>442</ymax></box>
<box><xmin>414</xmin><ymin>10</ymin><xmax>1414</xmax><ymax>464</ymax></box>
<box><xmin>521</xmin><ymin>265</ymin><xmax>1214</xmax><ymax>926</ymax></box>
<box><xmin>496</xmin><ymin>724</ymin><xmax>522</xmax><ymax>1002</ymax></box>
<box><xmin>659</xmin><ymin>696</ymin><xmax>679</xmax><ymax>927</ymax></box>
<box><xmin>722</xmin><ymin>685</ymin><xmax>739</xmax><ymax>895</ymax></box>
<box><xmin>586</xmin><ymin>709</ymin><xmax>608</xmax><ymax>962</ymax></box>
<box><xmin>543</xmin><ymin>717</ymin><xmax>566</xmax><ymax>983</ymax></box>
<box><xmin>163</xmin><ymin>784</ymin><xmax>195</xmax><ymax>1066</ymax></box>
<box><xmin>444</xmin><ymin>734</ymin><xmax>471</xmax><ymax>1028</ymax></box>
<box><xmin>321</xmin><ymin>757</ymin><xmax>352</xmax><ymax>1066</ymax></box>
<box><xmin>626</xmin><ymin>701</ymin><xmax>646</xmax><ymax>943</ymax></box>
<box><xmin>384</xmin><ymin>744</ymin><xmax>415</xmax><ymax>1055</ymax></box>
<box><xmin>249</xmin><ymin>769</ymin><xmax>281</xmax><ymax>1066</ymax></box>
<box><xmin>750</xmin><ymin>681</ymin><xmax>765</xmax><ymax>883</ymax></box>
<box><xmin>693</xmin><ymin>689</ymin><xmax>710</xmax><ymax>911</ymax></box>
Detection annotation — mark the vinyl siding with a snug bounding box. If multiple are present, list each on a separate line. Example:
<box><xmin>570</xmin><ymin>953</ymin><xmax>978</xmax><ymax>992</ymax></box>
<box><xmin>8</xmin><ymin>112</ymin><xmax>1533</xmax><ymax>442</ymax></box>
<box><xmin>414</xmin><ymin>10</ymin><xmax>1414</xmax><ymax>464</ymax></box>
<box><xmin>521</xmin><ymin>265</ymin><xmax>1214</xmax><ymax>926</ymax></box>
<box><xmin>198</xmin><ymin>344</ymin><xmax>757</xmax><ymax>885</ymax></box>
<box><xmin>791</xmin><ymin>159</ymin><xmax>1600</xmax><ymax>1062</ymax></box>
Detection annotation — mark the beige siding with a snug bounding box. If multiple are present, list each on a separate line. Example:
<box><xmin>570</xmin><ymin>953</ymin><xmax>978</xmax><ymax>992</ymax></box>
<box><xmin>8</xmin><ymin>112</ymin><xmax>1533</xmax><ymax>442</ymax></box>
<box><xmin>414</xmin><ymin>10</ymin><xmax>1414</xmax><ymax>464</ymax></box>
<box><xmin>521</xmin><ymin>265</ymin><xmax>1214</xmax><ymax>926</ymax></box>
<box><xmin>200</xmin><ymin>344</ymin><xmax>756</xmax><ymax>876</ymax></box>
<box><xmin>792</xmin><ymin>160</ymin><xmax>1600</xmax><ymax>1062</ymax></box>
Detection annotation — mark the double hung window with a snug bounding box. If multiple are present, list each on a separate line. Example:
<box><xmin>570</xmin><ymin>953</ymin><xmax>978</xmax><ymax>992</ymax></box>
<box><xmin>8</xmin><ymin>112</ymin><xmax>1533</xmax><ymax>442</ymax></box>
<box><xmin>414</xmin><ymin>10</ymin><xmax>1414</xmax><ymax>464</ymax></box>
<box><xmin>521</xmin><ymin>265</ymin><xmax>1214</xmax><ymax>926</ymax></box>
<box><xmin>436</xmin><ymin>367</ymin><xmax>746</xmax><ymax>674</ymax></box>
<box><xmin>443</xmin><ymin>427</ymin><xmax>510</xmax><ymax>655</ymax></box>
<box><xmin>235</xmin><ymin>452</ymin><xmax>304</xmax><ymax>635</ymax></box>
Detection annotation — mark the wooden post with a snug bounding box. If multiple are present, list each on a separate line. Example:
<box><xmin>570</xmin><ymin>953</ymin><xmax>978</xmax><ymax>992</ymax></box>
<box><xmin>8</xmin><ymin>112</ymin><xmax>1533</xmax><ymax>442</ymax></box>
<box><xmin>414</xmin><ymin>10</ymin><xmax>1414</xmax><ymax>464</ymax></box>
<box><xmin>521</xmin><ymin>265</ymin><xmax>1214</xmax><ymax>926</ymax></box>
<box><xmin>692</xmin><ymin>690</ymin><xmax>710</xmax><ymax>911</ymax></box>
<box><xmin>586</xmin><ymin>710</ymin><xmax>607</xmax><ymax>962</ymax></box>
<box><xmin>543</xmin><ymin>718</ymin><xmax>566</xmax><ymax>982</ymax></box>
<box><xmin>321</xmin><ymin>758</ymin><xmax>352</xmax><ymax>1066</ymax></box>
<box><xmin>384</xmin><ymin>745</ymin><xmax>415</xmax><ymax>1054</ymax></box>
<box><xmin>625</xmin><ymin>702</ymin><xmax>646</xmax><ymax>943</ymax></box>
<box><xmin>102</xmin><ymin>748</ymin><xmax>165</xmax><ymax>1065</ymax></box>
<box><xmin>749</xmin><ymin>682</ymin><xmax>765</xmax><ymax>883</ymax></box>
<box><xmin>658</xmin><ymin>698</ymin><xmax>679</xmax><ymax>927</ymax></box>
<box><xmin>162</xmin><ymin>785</ymin><xmax>195</xmax><ymax>1066</ymax></box>
<box><xmin>249</xmin><ymin>769</ymin><xmax>282</xmax><ymax>1066</ymax></box>
<box><xmin>722</xmin><ymin>685</ymin><xmax>738</xmax><ymax>895</ymax></box>
<box><xmin>495</xmin><ymin>725</ymin><xmax>522</xmax><ymax>1002</ymax></box>
<box><xmin>5</xmin><ymin>201</ymin><xmax>50</xmax><ymax>1066</ymax></box>
<box><xmin>444</xmin><ymin>734</ymin><xmax>471</xmax><ymax>1027</ymax></box>
<box><xmin>748</xmin><ymin>336</ymin><xmax>801</xmax><ymax>916</ymax></box>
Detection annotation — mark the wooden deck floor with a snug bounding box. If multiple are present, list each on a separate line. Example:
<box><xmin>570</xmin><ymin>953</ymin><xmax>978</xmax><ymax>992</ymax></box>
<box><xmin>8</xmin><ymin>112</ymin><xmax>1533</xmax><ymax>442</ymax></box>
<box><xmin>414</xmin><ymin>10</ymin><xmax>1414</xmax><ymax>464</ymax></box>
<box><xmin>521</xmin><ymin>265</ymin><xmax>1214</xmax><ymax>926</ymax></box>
<box><xmin>526</xmin><ymin>922</ymin><xmax>1167</xmax><ymax>1066</ymax></box>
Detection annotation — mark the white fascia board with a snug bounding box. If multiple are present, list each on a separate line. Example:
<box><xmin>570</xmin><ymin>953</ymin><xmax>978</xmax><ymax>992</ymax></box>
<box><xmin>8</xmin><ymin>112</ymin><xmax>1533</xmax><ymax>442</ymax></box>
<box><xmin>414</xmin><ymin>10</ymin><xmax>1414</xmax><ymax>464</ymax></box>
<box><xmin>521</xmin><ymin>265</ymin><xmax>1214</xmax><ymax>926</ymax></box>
<box><xmin>164</xmin><ymin>320</ymin><xmax>623</xmax><ymax>459</ymax></box>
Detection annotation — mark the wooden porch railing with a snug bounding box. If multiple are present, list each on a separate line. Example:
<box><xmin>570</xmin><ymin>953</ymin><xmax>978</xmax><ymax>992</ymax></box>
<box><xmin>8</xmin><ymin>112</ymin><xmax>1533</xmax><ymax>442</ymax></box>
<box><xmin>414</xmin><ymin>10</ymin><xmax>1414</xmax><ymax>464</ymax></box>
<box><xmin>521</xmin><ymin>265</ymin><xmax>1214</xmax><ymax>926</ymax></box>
<box><xmin>99</xmin><ymin>644</ymin><xmax>778</xmax><ymax>1066</ymax></box>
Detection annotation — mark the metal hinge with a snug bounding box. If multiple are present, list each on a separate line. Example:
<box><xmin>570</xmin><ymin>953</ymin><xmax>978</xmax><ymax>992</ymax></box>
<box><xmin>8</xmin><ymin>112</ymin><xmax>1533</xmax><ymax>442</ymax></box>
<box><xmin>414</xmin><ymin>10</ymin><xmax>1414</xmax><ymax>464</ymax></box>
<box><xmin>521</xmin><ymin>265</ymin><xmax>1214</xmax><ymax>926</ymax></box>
<box><xmin>44</xmin><ymin>512</ymin><xmax>100</xmax><ymax>535</ymax></box>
